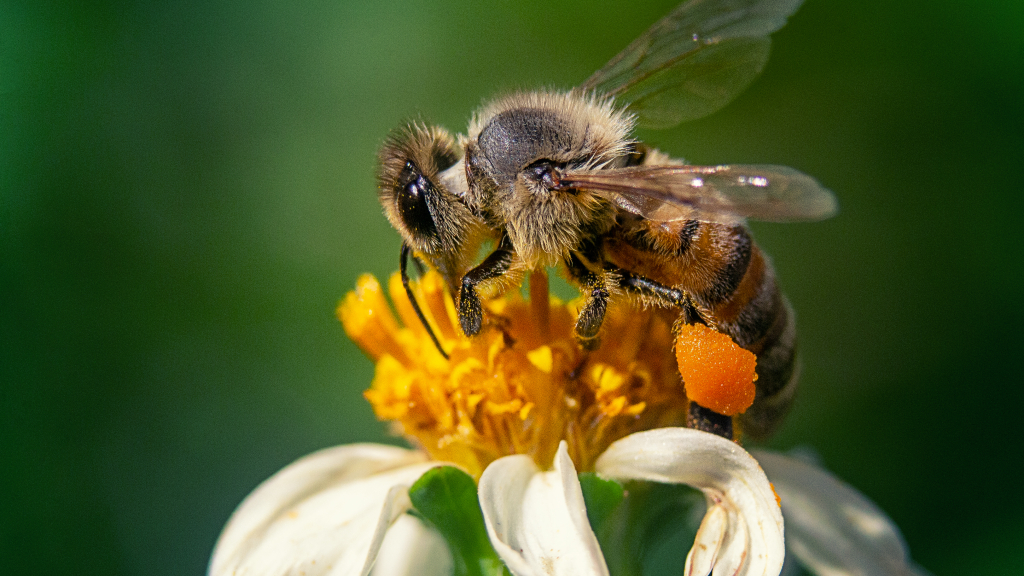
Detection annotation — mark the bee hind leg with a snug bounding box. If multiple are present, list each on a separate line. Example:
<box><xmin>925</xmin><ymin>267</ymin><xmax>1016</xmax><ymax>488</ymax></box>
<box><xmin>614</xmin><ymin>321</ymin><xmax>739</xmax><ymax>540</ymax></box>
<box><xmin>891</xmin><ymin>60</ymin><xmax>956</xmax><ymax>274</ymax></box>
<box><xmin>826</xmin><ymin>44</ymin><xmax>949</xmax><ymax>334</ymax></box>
<box><xmin>616</xmin><ymin>269</ymin><xmax>736</xmax><ymax>440</ymax></box>
<box><xmin>687</xmin><ymin>402</ymin><xmax>734</xmax><ymax>440</ymax></box>
<box><xmin>617</xmin><ymin>269</ymin><xmax>686</xmax><ymax>307</ymax></box>
<box><xmin>617</xmin><ymin>269</ymin><xmax>716</xmax><ymax>328</ymax></box>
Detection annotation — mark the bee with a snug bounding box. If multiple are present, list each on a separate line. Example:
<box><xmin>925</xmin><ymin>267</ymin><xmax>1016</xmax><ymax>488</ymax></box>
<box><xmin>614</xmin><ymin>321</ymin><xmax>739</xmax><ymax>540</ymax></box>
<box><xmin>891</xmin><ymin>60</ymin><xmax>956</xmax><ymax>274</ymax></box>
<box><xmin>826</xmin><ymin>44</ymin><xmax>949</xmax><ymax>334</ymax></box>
<box><xmin>376</xmin><ymin>0</ymin><xmax>836</xmax><ymax>440</ymax></box>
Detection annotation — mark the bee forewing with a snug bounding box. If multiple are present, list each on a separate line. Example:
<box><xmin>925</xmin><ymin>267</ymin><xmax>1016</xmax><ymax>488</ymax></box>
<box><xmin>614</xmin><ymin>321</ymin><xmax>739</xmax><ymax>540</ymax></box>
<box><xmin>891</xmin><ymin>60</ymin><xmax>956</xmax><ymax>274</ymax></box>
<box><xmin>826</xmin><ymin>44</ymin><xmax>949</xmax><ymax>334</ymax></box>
<box><xmin>577</xmin><ymin>0</ymin><xmax>805</xmax><ymax>129</ymax></box>
<box><xmin>563</xmin><ymin>164</ymin><xmax>837</xmax><ymax>223</ymax></box>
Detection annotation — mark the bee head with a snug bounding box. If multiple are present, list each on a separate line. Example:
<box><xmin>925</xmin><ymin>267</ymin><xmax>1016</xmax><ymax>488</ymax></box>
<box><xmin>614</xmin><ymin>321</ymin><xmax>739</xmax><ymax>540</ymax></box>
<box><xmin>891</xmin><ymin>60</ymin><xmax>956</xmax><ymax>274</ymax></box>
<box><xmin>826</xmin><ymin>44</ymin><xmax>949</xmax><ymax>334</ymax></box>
<box><xmin>377</xmin><ymin>123</ymin><xmax>485</xmax><ymax>282</ymax></box>
<box><xmin>464</xmin><ymin>91</ymin><xmax>635</xmax><ymax>261</ymax></box>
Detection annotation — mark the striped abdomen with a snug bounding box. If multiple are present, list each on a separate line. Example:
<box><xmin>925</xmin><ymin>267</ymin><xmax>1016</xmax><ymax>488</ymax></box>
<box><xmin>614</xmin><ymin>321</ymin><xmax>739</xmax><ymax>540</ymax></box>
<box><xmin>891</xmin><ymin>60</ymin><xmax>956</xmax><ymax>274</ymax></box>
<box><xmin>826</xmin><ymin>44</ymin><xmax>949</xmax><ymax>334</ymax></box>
<box><xmin>602</xmin><ymin>217</ymin><xmax>798</xmax><ymax>439</ymax></box>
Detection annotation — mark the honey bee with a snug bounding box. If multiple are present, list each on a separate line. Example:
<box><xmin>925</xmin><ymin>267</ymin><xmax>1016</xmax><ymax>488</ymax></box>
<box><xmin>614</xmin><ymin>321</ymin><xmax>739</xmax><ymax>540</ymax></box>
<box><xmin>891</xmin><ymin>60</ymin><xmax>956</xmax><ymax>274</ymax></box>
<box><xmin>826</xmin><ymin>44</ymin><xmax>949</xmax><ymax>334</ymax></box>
<box><xmin>376</xmin><ymin>0</ymin><xmax>836</xmax><ymax>440</ymax></box>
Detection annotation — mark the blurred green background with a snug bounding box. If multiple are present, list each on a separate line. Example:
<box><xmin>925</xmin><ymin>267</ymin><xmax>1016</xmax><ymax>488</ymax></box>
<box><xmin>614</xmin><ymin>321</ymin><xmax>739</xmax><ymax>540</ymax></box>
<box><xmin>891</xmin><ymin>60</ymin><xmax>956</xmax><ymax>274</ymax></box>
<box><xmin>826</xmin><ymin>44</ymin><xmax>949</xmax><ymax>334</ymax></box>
<box><xmin>3</xmin><ymin>0</ymin><xmax>1022</xmax><ymax>573</ymax></box>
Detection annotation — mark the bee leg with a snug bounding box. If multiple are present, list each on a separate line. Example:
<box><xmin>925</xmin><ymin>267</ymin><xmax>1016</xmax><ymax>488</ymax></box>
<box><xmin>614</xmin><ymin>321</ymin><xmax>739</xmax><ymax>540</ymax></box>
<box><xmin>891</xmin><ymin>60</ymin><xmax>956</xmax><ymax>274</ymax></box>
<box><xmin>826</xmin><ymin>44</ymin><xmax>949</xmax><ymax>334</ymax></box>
<box><xmin>400</xmin><ymin>244</ymin><xmax>448</xmax><ymax>359</ymax></box>
<box><xmin>575</xmin><ymin>289</ymin><xmax>608</xmax><ymax>350</ymax></box>
<box><xmin>687</xmin><ymin>402</ymin><xmax>734</xmax><ymax>440</ymax></box>
<box><xmin>617</xmin><ymin>269</ymin><xmax>736</xmax><ymax>439</ymax></box>
<box><xmin>458</xmin><ymin>237</ymin><xmax>515</xmax><ymax>337</ymax></box>
<box><xmin>617</xmin><ymin>269</ymin><xmax>686</xmax><ymax>307</ymax></box>
<box><xmin>617</xmin><ymin>269</ymin><xmax>717</xmax><ymax>326</ymax></box>
<box><xmin>565</xmin><ymin>251</ymin><xmax>612</xmax><ymax>349</ymax></box>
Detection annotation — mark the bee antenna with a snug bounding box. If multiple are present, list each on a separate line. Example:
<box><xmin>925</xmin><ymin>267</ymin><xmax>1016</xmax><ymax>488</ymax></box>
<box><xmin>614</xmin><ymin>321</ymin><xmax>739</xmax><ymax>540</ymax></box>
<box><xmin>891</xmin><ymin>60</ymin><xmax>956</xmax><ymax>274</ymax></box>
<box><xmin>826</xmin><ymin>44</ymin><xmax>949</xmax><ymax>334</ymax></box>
<box><xmin>400</xmin><ymin>243</ymin><xmax>450</xmax><ymax>360</ymax></box>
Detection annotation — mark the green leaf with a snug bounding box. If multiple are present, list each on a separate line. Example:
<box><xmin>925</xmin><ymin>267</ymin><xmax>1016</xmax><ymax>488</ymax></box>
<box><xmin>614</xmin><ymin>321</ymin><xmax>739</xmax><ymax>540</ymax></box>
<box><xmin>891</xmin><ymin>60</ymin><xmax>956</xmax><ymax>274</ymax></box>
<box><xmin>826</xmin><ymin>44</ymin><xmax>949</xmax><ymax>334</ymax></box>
<box><xmin>409</xmin><ymin>466</ymin><xmax>507</xmax><ymax>576</ymax></box>
<box><xmin>585</xmin><ymin>478</ymin><xmax>705</xmax><ymax>576</ymax></box>
<box><xmin>579</xmin><ymin>472</ymin><xmax>625</xmax><ymax>530</ymax></box>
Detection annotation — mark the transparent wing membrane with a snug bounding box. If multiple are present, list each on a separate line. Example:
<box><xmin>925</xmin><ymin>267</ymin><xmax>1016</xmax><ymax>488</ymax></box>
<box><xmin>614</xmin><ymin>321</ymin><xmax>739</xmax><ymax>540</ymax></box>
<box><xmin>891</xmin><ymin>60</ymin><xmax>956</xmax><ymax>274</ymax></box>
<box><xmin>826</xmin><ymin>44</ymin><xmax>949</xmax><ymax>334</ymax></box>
<box><xmin>561</xmin><ymin>164</ymin><xmax>837</xmax><ymax>223</ymax></box>
<box><xmin>579</xmin><ymin>0</ymin><xmax>805</xmax><ymax>128</ymax></box>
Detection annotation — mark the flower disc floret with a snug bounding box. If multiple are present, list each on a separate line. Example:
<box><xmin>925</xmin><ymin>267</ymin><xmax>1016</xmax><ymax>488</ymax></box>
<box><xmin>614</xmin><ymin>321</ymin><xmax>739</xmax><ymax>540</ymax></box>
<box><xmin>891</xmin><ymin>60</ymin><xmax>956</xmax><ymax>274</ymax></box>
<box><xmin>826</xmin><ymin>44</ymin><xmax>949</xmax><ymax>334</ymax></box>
<box><xmin>339</xmin><ymin>270</ymin><xmax>691</xmax><ymax>477</ymax></box>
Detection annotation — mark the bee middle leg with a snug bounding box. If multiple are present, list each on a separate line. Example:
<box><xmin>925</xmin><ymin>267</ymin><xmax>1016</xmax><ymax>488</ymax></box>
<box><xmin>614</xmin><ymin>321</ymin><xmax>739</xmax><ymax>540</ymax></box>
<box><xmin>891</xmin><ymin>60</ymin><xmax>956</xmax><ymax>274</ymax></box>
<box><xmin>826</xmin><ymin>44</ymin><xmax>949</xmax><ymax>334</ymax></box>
<box><xmin>564</xmin><ymin>251</ymin><xmax>615</xmax><ymax>349</ymax></box>
<box><xmin>458</xmin><ymin>236</ymin><xmax>515</xmax><ymax>337</ymax></box>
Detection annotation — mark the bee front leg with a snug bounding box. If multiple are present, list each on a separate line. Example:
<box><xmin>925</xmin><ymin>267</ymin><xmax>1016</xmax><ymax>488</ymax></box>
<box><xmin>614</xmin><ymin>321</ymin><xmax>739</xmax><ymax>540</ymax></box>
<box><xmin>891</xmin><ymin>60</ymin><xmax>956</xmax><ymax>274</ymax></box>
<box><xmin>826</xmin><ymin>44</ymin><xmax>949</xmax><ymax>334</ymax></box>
<box><xmin>458</xmin><ymin>237</ymin><xmax>515</xmax><ymax>337</ymax></box>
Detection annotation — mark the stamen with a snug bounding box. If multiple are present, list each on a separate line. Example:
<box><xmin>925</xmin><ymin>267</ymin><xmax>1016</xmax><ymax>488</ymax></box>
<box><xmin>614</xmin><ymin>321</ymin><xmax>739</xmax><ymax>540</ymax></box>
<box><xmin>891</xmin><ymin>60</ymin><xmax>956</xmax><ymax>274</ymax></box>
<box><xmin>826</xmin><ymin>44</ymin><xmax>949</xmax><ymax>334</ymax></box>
<box><xmin>338</xmin><ymin>275</ymin><xmax>409</xmax><ymax>366</ymax></box>
<box><xmin>528</xmin><ymin>270</ymin><xmax>551</xmax><ymax>341</ymax></box>
<box><xmin>340</xmin><ymin>270</ymin><xmax>691</xmax><ymax>477</ymax></box>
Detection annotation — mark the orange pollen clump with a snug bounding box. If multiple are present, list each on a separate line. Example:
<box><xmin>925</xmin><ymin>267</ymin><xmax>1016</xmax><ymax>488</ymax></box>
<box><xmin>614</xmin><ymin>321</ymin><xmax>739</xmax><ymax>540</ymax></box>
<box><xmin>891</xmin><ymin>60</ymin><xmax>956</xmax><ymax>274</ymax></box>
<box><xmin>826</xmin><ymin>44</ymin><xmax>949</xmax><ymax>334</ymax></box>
<box><xmin>337</xmin><ymin>269</ymin><xmax>688</xmax><ymax>477</ymax></box>
<box><xmin>675</xmin><ymin>323</ymin><xmax>757</xmax><ymax>416</ymax></box>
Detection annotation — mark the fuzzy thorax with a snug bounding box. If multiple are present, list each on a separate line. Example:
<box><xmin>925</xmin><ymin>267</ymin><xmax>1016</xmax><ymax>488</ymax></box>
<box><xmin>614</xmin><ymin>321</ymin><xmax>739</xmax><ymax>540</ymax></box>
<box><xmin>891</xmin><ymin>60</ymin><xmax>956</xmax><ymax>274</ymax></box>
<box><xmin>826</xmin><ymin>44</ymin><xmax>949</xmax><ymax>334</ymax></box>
<box><xmin>464</xmin><ymin>91</ymin><xmax>636</xmax><ymax>265</ymax></box>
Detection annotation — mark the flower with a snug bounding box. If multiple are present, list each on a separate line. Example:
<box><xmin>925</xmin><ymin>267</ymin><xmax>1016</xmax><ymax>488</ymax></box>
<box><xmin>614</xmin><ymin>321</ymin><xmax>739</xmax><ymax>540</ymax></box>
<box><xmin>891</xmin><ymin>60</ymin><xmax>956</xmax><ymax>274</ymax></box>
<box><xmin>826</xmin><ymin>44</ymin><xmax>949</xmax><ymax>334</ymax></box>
<box><xmin>208</xmin><ymin>444</ymin><xmax>449</xmax><ymax>576</ymax></box>
<box><xmin>342</xmin><ymin>270</ymin><xmax>688</xmax><ymax>477</ymax></box>
<box><xmin>753</xmin><ymin>450</ymin><xmax>934</xmax><ymax>576</ymax></box>
<box><xmin>209</xmin><ymin>270</ymin><xmax>928</xmax><ymax>576</ymax></box>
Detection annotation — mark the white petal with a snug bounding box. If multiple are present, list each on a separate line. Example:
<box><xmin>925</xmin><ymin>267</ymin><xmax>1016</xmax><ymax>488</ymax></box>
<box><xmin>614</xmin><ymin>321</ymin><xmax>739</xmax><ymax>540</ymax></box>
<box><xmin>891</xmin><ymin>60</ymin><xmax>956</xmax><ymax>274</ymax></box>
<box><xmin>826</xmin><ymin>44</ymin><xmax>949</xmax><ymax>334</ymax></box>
<box><xmin>687</xmin><ymin>504</ymin><xmax>728</xmax><ymax>576</ymax></box>
<box><xmin>370</xmin><ymin>513</ymin><xmax>453</xmax><ymax>576</ymax></box>
<box><xmin>210</xmin><ymin>444</ymin><xmax>442</xmax><ymax>576</ymax></box>
<box><xmin>752</xmin><ymin>451</ymin><xmax>932</xmax><ymax>576</ymax></box>
<box><xmin>595</xmin><ymin>428</ymin><xmax>784</xmax><ymax>576</ymax></box>
<box><xmin>478</xmin><ymin>441</ymin><xmax>609</xmax><ymax>576</ymax></box>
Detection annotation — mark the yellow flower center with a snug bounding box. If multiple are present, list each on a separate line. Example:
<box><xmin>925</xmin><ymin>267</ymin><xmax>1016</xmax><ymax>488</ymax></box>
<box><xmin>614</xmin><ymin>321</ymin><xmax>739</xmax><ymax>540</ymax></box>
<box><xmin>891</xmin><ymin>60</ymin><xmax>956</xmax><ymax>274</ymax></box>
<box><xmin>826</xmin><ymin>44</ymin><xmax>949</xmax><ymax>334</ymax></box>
<box><xmin>338</xmin><ymin>270</ymin><xmax>690</xmax><ymax>478</ymax></box>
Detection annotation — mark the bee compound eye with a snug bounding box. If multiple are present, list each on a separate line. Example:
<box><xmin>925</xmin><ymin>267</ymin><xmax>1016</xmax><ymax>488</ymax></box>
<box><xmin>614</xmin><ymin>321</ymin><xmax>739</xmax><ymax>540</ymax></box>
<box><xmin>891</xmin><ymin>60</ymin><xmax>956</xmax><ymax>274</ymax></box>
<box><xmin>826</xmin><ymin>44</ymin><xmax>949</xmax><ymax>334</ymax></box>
<box><xmin>397</xmin><ymin>161</ymin><xmax>439</xmax><ymax>241</ymax></box>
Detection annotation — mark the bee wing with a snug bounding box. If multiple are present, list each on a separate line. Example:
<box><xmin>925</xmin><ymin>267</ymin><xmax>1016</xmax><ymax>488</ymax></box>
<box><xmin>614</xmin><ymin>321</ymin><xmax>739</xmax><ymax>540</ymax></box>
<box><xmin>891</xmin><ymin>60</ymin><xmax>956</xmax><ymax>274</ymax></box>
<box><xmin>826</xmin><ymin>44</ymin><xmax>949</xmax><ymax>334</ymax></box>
<box><xmin>561</xmin><ymin>164</ymin><xmax>837</xmax><ymax>223</ymax></box>
<box><xmin>578</xmin><ymin>0</ymin><xmax>805</xmax><ymax>129</ymax></box>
